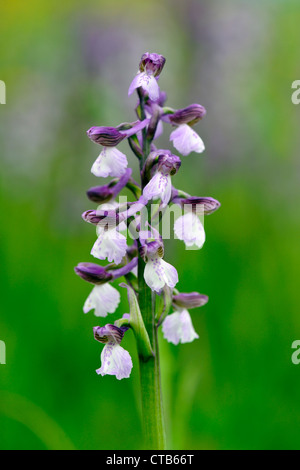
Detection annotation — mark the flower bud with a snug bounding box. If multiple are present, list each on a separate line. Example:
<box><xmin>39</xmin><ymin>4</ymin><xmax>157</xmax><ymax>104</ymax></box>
<box><xmin>87</xmin><ymin>126</ymin><xmax>126</xmax><ymax>146</ymax></box>
<box><xmin>82</xmin><ymin>209</ymin><xmax>120</xmax><ymax>228</ymax></box>
<box><xmin>86</xmin><ymin>185</ymin><xmax>114</xmax><ymax>204</ymax></box>
<box><xmin>180</xmin><ymin>197</ymin><xmax>221</xmax><ymax>215</ymax></box>
<box><xmin>139</xmin><ymin>53</ymin><xmax>166</xmax><ymax>77</ymax></box>
<box><xmin>93</xmin><ymin>324</ymin><xmax>128</xmax><ymax>344</ymax></box>
<box><xmin>173</xmin><ymin>292</ymin><xmax>209</xmax><ymax>309</ymax></box>
<box><xmin>169</xmin><ymin>104</ymin><xmax>206</xmax><ymax>126</ymax></box>
<box><xmin>86</xmin><ymin>168</ymin><xmax>133</xmax><ymax>204</ymax></box>
<box><xmin>74</xmin><ymin>263</ymin><xmax>113</xmax><ymax>285</ymax></box>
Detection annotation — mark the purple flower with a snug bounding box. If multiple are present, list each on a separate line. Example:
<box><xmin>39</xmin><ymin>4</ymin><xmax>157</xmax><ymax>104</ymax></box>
<box><xmin>74</xmin><ymin>262</ymin><xmax>113</xmax><ymax>285</ymax></box>
<box><xmin>128</xmin><ymin>53</ymin><xmax>166</xmax><ymax>102</ymax></box>
<box><xmin>82</xmin><ymin>208</ymin><xmax>120</xmax><ymax>228</ymax></box>
<box><xmin>143</xmin><ymin>151</ymin><xmax>181</xmax><ymax>207</ymax></box>
<box><xmin>141</xmin><ymin>239</ymin><xmax>178</xmax><ymax>293</ymax></box>
<box><xmin>93</xmin><ymin>324</ymin><xmax>128</xmax><ymax>344</ymax></box>
<box><xmin>87</xmin><ymin>127</ymin><xmax>126</xmax><ymax>146</ymax></box>
<box><xmin>174</xmin><ymin>212</ymin><xmax>205</xmax><ymax>248</ymax></box>
<box><xmin>173</xmin><ymin>197</ymin><xmax>220</xmax><ymax>248</ymax></box>
<box><xmin>91</xmin><ymin>223</ymin><xmax>128</xmax><ymax>265</ymax></box>
<box><xmin>139</xmin><ymin>53</ymin><xmax>166</xmax><ymax>77</ymax></box>
<box><xmin>170</xmin><ymin>124</ymin><xmax>205</xmax><ymax>156</ymax></box>
<box><xmin>162</xmin><ymin>309</ymin><xmax>199</xmax><ymax>345</ymax></box>
<box><xmin>168</xmin><ymin>104</ymin><xmax>206</xmax><ymax>126</ymax></box>
<box><xmin>88</xmin><ymin>121</ymin><xmax>149</xmax><ymax>178</ymax></box>
<box><xmin>177</xmin><ymin>196</ymin><xmax>221</xmax><ymax>215</ymax></box>
<box><xmin>91</xmin><ymin>147</ymin><xmax>128</xmax><ymax>178</ymax></box>
<box><xmin>93</xmin><ymin>324</ymin><xmax>132</xmax><ymax>380</ymax></box>
<box><xmin>83</xmin><ymin>283</ymin><xmax>120</xmax><ymax>317</ymax></box>
<box><xmin>173</xmin><ymin>292</ymin><xmax>209</xmax><ymax>309</ymax></box>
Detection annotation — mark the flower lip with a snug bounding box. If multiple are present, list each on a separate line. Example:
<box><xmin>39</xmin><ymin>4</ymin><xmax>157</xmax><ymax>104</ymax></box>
<box><xmin>179</xmin><ymin>197</ymin><xmax>221</xmax><ymax>215</ymax></box>
<box><xmin>139</xmin><ymin>52</ymin><xmax>166</xmax><ymax>77</ymax></box>
<box><xmin>169</xmin><ymin>104</ymin><xmax>207</xmax><ymax>126</ymax></box>
<box><xmin>74</xmin><ymin>262</ymin><xmax>113</xmax><ymax>285</ymax></box>
<box><xmin>87</xmin><ymin>126</ymin><xmax>125</xmax><ymax>146</ymax></box>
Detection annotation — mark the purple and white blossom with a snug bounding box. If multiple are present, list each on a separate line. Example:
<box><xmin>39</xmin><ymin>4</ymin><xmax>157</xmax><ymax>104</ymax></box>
<box><xmin>170</xmin><ymin>124</ymin><xmax>205</xmax><ymax>156</ymax></box>
<box><xmin>91</xmin><ymin>147</ymin><xmax>128</xmax><ymax>178</ymax></box>
<box><xmin>83</xmin><ymin>283</ymin><xmax>120</xmax><ymax>317</ymax></box>
<box><xmin>93</xmin><ymin>324</ymin><xmax>133</xmax><ymax>380</ymax></box>
<box><xmin>128</xmin><ymin>53</ymin><xmax>166</xmax><ymax>102</ymax></box>
<box><xmin>88</xmin><ymin>120</ymin><xmax>149</xmax><ymax>178</ymax></box>
<box><xmin>162</xmin><ymin>308</ymin><xmax>199</xmax><ymax>345</ymax></box>
<box><xmin>141</xmin><ymin>240</ymin><xmax>178</xmax><ymax>293</ymax></box>
<box><xmin>173</xmin><ymin>196</ymin><xmax>220</xmax><ymax>248</ymax></box>
<box><xmin>91</xmin><ymin>224</ymin><xmax>128</xmax><ymax>265</ymax></box>
<box><xmin>174</xmin><ymin>212</ymin><xmax>206</xmax><ymax>248</ymax></box>
<box><xmin>144</xmin><ymin>257</ymin><xmax>178</xmax><ymax>293</ymax></box>
<box><xmin>143</xmin><ymin>151</ymin><xmax>181</xmax><ymax>207</ymax></box>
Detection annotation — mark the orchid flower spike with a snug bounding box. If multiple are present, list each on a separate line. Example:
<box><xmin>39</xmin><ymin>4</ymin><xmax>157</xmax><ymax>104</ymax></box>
<box><xmin>128</xmin><ymin>53</ymin><xmax>166</xmax><ymax>102</ymax></box>
<box><xmin>76</xmin><ymin>52</ymin><xmax>220</xmax><ymax>399</ymax></box>
<box><xmin>93</xmin><ymin>324</ymin><xmax>133</xmax><ymax>380</ymax></box>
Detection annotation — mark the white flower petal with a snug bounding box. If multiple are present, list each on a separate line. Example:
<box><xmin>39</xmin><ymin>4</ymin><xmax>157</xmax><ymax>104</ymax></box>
<box><xmin>162</xmin><ymin>309</ymin><xmax>199</xmax><ymax>345</ymax></box>
<box><xmin>144</xmin><ymin>257</ymin><xmax>178</xmax><ymax>293</ymax></box>
<box><xmin>174</xmin><ymin>213</ymin><xmax>206</xmax><ymax>248</ymax></box>
<box><xmin>83</xmin><ymin>283</ymin><xmax>120</xmax><ymax>317</ymax></box>
<box><xmin>91</xmin><ymin>229</ymin><xmax>127</xmax><ymax>265</ymax></box>
<box><xmin>143</xmin><ymin>172</ymin><xmax>171</xmax><ymax>207</ymax></box>
<box><xmin>96</xmin><ymin>343</ymin><xmax>133</xmax><ymax>380</ymax></box>
<box><xmin>91</xmin><ymin>147</ymin><xmax>128</xmax><ymax>178</ymax></box>
<box><xmin>128</xmin><ymin>72</ymin><xmax>160</xmax><ymax>102</ymax></box>
<box><xmin>170</xmin><ymin>124</ymin><xmax>205</xmax><ymax>156</ymax></box>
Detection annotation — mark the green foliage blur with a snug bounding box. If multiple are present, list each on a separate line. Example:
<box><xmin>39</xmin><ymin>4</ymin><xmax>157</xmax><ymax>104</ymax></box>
<box><xmin>1</xmin><ymin>0</ymin><xmax>300</xmax><ymax>450</ymax></box>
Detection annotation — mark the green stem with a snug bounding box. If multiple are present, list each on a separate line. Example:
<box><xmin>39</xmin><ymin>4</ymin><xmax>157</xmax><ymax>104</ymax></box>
<box><xmin>136</xmin><ymin>87</ymin><xmax>166</xmax><ymax>450</ymax></box>
<box><xmin>138</xmin><ymin>256</ymin><xmax>166</xmax><ymax>450</ymax></box>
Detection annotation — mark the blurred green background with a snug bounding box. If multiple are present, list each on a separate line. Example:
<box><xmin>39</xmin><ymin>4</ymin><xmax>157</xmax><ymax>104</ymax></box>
<box><xmin>1</xmin><ymin>0</ymin><xmax>300</xmax><ymax>450</ymax></box>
